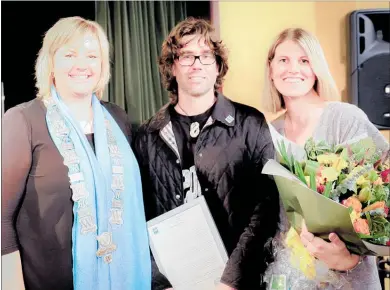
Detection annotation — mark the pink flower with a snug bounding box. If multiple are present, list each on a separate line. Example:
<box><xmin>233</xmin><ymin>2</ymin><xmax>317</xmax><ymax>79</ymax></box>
<box><xmin>384</xmin><ymin>206</ymin><xmax>389</xmax><ymax>217</ymax></box>
<box><xmin>317</xmin><ymin>184</ymin><xmax>325</xmax><ymax>194</ymax></box>
<box><xmin>381</xmin><ymin>169</ymin><xmax>390</xmax><ymax>183</ymax></box>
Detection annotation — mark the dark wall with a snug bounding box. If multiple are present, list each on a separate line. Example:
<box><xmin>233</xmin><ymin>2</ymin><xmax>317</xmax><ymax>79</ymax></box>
<box><xmin>1</xmin><ymin>1</ymin><xmax>96</xmax><ymax>111</ymax></box>
<box><xmin>1</xmin><ymin>1</ymin><xmax>210</xmax><ymax>112</ymax></box>
<box><xmin>186</xmin><ymin>1</ymin><xmax>211</xmax><ymax>20</ymax></box>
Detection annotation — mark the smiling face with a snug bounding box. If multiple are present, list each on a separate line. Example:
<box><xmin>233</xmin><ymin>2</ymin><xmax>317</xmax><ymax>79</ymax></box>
<box><xmin>172</xmin><ymin>34</ymin><xmax>219</xmax><ymax>99</ymax></box>
<box><xmin>53</xmin><ymin>33</ymin><xmax>102</xmax><ymax>99</ymax></box>
<box><xmin>270</xmin><ymin>39</ymin><xmax>316</xmax><ymax>98</ymax></box>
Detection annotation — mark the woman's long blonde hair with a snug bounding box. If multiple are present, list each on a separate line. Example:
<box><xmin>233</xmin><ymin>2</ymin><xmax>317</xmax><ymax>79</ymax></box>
<box><xmin>262</xmin><ymin>28</ymin><xmax>339</xmax><ymax>113</ymax></box>
<box><xmin>35</xmin><ymin>16</ymin><xmax>110</xmax><ymax>99</ymax></box>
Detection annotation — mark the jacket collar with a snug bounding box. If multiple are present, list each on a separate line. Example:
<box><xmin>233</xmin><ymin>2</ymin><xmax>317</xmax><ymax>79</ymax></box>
<box><xmin>147</xmin><ymin>103</ymin><xmax>171</xmax><ymax>132</ymax></box>
<box><xmin>147</xmin><ymin>92</ymin><xmax>236</xmax><ymax>132</ymax></box>
<box><xmin>212</xmin><ymin>92</ymin><xmax>236</xmax><ymax>127</ymax></box>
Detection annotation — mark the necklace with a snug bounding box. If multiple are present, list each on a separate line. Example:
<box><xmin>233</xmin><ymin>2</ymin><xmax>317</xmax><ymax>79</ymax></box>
<box><xmin>176</xmin><ymin>103</ymin><xmax>200</xmax><ymax>138</ymax></box>
<box><xmin>79</xmin><ymin>108</ymin><xmax>94</xmax><ymax>134</ymax></box>
<box><xmin>80</xmin><ymin>119</ymin><xmax>93</xmax><ymax>134</ymax></box>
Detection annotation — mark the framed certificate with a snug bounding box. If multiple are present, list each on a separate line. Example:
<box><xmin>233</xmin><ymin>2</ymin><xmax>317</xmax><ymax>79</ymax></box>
<box><xmin>147</xmin><ymin>195</ymin><xmax>229</xmax><ymax>290</ymax></box>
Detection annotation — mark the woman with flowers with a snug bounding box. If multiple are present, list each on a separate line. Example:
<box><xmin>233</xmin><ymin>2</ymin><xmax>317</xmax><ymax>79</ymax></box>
<box><xmin>262</xmin><ymin>27</ymin><xmax>389</xmax><ymax>289</ymax></box>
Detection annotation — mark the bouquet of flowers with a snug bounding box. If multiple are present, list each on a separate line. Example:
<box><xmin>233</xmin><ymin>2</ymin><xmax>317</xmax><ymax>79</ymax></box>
<box><xmin>262</xmin><ymin>136</ymin><xmax>389</xmax><ymax>289</ymax></box>
<box><xmin>277</xmin><ymin>136</ymin><xmax>389</xmax><ymax>249</ymax></box>
<box><xmin>262</xmin><ymin>135</ymin><xmax>389</xmax><ymax>256</ymax></box>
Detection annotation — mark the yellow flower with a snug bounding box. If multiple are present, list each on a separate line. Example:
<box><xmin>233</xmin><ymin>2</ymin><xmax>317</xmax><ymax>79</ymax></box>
<box><xmin>350</xmin><ymin>210</ymin><xmax>360</xmax><ymax>222</ymax></box>
<box><xmin>350</xmin><ymin>166</ymin><xmax>364</xmax><ymax>175</ymax></box>
<box><xmin>285</xmin><ymin>227</ymin><xmax>316</xmax><ymax>280</ymax></box>
<box><xmin>356</xmin><ymin>175</ymin><xmax>368</xmax><ymax>186</ymax></box>
<box><xmin>332</xmin><ymin>157</ymin><xmax>348</xmax><ymax>172</ymax></box>
<box><xmin>322</xmin><ymin>167</ymin><xmax>339</xmax><ymax>182</ymax></box>
<box><xmin>356</xmin><ymin>176</ymin><xmax>365</xmax><ymax>184</ymax></box>
<box><xmin>317</xmin><ymin>153</ymin><xmax>338</xmax><ymax>165</ymax></box>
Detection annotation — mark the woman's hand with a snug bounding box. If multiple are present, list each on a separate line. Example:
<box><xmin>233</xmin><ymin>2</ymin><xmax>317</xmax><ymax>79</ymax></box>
<box><xmin>300</xmin><ymin>220</ymin><xmax>360</xmax><ymax>271</ymax></box>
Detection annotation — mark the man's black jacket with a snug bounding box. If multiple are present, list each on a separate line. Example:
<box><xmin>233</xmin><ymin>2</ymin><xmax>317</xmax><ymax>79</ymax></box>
<box><xmin>133</xmin><ymin>94</ymin><xmax>280</xmax><ymax>290</ymax></box>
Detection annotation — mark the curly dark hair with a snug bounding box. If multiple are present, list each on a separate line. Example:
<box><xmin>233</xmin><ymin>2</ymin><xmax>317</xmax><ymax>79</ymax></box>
<box><xmin>158</xmin><ymin>17</ymin><xmax>229</xmax><ymax>104</ymax></box>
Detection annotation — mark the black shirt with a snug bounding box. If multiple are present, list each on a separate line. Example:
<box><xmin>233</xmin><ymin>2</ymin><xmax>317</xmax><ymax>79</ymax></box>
<box><xmin>170</xmin><ymin>104</ymin><xmax>214</xmax><ymax>203</ymax></box>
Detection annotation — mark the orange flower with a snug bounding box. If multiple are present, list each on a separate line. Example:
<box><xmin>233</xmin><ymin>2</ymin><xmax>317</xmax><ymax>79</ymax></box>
<box><xmin>342</xmin><ymin>196</ymin><xmax>362</xmax><ymax>213</ymax></box>
<box><xmin>362</xmin><ymin>201</ymin><xmax>385</xmax><ymax>213</ymax></box>
<box><xmin>353</xmin><ymin>218</ymin><xmax>370</xmax><ymax>235</ymax></box>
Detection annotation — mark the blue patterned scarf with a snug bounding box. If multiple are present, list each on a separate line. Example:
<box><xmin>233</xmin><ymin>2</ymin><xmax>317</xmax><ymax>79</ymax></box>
<box><xmin>44</xmin><ymin>86</ymin><xmax>151</xmax><ymax>290</ymax></box>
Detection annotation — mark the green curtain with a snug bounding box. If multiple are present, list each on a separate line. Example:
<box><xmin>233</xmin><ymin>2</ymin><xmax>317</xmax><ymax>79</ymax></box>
<box><xmin>95</xmin><ymin>1</ymin><xmax>187</xmax><ymax>127</ymax></box>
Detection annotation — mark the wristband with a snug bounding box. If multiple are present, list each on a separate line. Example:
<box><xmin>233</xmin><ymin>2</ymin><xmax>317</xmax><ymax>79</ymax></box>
<box><xmin>331</xmin><ymin>255</ymin><xmax>364</xmax><ymax>275</ymax></box>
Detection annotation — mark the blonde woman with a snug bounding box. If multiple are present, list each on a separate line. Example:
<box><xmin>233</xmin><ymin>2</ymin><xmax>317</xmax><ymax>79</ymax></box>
<box><xmin>262</xmin><ymin>28</ymin><xmax>388</xmax><ymax>289</ymax></box>
<box><xmin>1</xmin><ymin>17</ymin><xmax>151</xmax><ymax>290</ymax></box>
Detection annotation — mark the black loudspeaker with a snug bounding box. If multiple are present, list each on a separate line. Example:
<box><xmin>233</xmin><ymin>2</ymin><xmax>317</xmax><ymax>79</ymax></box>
<box><xmin>350</xmin><ymin>8</ymin><xmax>390</xmax><ymax>129</ymax></box>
